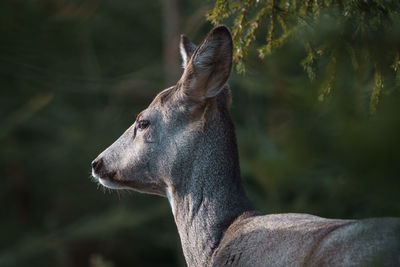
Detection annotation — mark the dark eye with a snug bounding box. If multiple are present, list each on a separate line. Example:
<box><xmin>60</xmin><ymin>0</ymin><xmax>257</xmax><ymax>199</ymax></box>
<box><xmin>137</xmin><ymin>120</ymin><xmax>150</xmax><ymax>130</ymax></box>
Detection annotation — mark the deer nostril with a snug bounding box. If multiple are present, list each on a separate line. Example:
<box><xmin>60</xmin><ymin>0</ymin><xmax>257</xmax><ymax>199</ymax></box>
<box><xmin>91</xmin><ymin>158</ymin><xmax>103</xmax><ymax>172</ymax></box>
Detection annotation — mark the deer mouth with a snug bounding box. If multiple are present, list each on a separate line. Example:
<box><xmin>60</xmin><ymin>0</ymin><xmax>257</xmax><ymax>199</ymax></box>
<box><xmin>98</xmin><ymin>176</ymin><xmax>130</xmax><ymax>190</ymax></box>
<box><xmin>91</xmin><ymin>160</ymin><xmax>165</xmax><ymax>195</ymax></box>
<box><xmin>92</xmin><ymin>168</ymin><xmax>131</xmax><ymax>190</ymax></box>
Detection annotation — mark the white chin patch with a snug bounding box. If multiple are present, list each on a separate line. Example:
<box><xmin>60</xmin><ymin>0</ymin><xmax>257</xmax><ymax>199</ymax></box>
<box><xmin>98</xmin><ymin>178</ymin><xmax>129</xmax><ymax>190</ymax></box>
<box><xmin>92</xmin><ymin>169</ymin><xmax>130</xmax><ymax>190</ymax></box>
<box><xmin>166</xmin><ymin>187</ymin><xmax>176</xmax><ymax>216</ymax></box>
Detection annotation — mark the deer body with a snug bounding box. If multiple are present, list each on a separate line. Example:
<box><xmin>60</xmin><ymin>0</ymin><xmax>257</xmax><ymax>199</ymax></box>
<box><xmin>213</xmin><ymin>214</ymin><xmax>399</xmax><ymax>266</ymax></box>
<box><xmin>91</xmin><ymin>25</ymin><xmax>400</xmax><ymax>266</ymax></box>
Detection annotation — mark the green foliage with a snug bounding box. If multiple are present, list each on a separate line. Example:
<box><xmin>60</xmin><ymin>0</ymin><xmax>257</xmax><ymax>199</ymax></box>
<box><xmin>209</xmin><ymin>0</ymin><xmax>400</xmax><ymax>223</ymax></box>
<box><xmin>208</xmin><ymin>0</ymin><xmax>400</xmax><ymax>113</ymax></box>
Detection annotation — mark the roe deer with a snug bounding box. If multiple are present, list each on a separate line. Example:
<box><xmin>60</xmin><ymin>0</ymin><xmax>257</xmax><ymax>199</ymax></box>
<box><xmin>91</xmin><ymin>25</ymin><xmax>400</xmax><ymax>266</ymax></box>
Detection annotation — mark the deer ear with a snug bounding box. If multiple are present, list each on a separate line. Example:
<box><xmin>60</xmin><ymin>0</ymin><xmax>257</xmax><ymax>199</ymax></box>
<box><xmin>180</xmin><ymin>35</ymin><xmax>197</xmax><ymax>69</ymax></box>
<box><xmin>180</xmin><ymin>25</ymin><xmax>233</xmax><ymax>100</ymax></box>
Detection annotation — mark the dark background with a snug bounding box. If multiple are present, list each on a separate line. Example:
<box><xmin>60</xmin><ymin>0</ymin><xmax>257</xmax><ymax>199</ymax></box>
<box><xmin>1</xmin><ymin>1</ymin><xmax>399</xmax><ymax>266</ymax></box>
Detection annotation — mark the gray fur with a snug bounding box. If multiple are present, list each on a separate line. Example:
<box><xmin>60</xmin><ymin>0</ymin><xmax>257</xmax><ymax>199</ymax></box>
<box><xmin>92</xmin><ymin>25</ymin><xmax>400</xmax><ymax>266</ymax></box>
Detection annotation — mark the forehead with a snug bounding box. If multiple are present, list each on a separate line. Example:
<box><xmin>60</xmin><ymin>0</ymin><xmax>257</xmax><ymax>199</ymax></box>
<box><xmin>149</xmin><ymin>86</ymin><xmax>176</xmax><ymax>108</ymax></box>
<box><xmin>136</xmin><ymin>86</ymin><xmax>178</xmax><ymax>121</ymax></box>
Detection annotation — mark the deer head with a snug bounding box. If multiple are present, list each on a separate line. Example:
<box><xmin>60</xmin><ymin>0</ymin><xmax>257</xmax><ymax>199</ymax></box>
<box><xmin>91</xmin><ymin>26</ymin><xmax>234</xmax><ymax>197</ymax></box>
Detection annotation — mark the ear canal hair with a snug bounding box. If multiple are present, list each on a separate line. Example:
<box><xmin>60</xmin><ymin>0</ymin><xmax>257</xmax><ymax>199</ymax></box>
<box><xmin>179</xmin><ymin>25</ymin><xmax>233</xmax><ymax>101</ymax></box>
<box><xmin>180</xmin><ymin>35</ymin><xmax>197</xmax><ymax>69</ymax></box>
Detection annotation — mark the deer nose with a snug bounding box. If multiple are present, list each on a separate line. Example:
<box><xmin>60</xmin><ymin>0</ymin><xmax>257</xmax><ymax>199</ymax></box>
<box><xmin>91</xmin><ymin>158</ymin><xmax>103</xmax><ymax>173</ymax></box>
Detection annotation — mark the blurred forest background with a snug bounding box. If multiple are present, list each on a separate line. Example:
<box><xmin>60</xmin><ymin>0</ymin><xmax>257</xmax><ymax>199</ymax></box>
<box><xmin>1</xmin><ymin>0</ymin><xmax>400</xmax><ymax>266</ymax></box>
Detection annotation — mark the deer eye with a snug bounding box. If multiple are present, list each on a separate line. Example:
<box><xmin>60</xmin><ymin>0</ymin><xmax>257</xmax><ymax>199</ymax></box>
<box><xmin>137</xmin><ymin>120</ymin><xmax>150</xmax><ymax>130</ymax></box>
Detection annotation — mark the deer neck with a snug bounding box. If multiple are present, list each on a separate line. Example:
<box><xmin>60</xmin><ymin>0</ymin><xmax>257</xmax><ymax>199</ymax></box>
<box><xmin>167</xmin><ymin>104</ymin><xmax>254</xmax><ymax>266</ymax></box>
